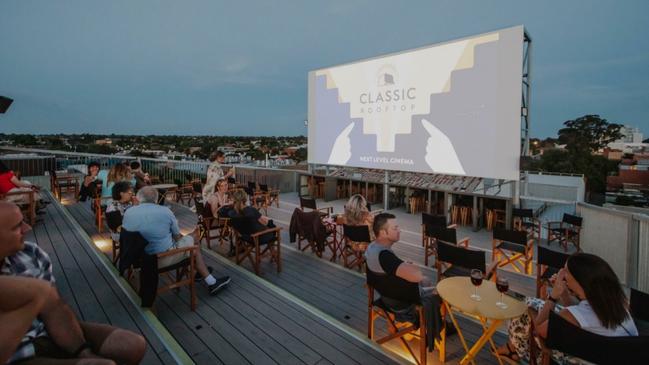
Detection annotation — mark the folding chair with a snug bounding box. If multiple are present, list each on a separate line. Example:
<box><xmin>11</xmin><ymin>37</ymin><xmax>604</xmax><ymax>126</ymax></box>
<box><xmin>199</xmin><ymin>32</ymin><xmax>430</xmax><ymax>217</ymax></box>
<box><xmin>49</xmin><ymin>170</ymin><xmax>78</xmax><ymax>201</ymax></box>
<box><xmin>229</xmin><ymin>216</ymin><xmax>282</xmax><ymax>275</ymax></box>
<box><xmin>367</xmin><ymin>268</ymin><xmax>436</xmax><ymax>365</ymax></box>
<box><xmin>176</xmin><ymin>183</ymin><xmax>194</xmax><ymax>205</ymax></box>
<box><xmin>512</xmin><ymin>208</ymin><xmax>541</xmax><ymax>242</ymax></box>
<box><xmin>536</xmin><ymin>311</ymin><xmax>649</xmax><ymax>365</ymax></box>
<box><xmin>93</xmin><ymin>186</ymin><xmax>110</xmax><ymax>233</ymax></box>
<box><xmin>436</xmin><ymin>241</ymin><xmax>497</xmax><ymax>283</ymax></box>
<box><xmin>423</xmin><ymin>226</ymin><xmax>469</xmax><ymax>267</ymax></box>
<box><xmin>259</xmin><ymin>183</ymin><xmax>280</xmax><ymax>208</ymax></box>
<box><xmin>105</xmin><ymin>210</ymin><xmax>123</xmax><ymax>265</ymax></box>
<box><xmin>341</xmin><ymin>224</ymin><xmax>371</xmax><ymax>272</ymax></box>
<box><xmin>545</xmin><ymin>213</ymin><xmax>583</xmax><ymax>252</ymax></box>
<box><xmin>631</xmin><ymin>288</ymin><xmax>649</xmax><ymax>336</ymax></box>
<box><xmin>250</xmin><ymin>188</ymin><xmax>269</xmax><ymax>215</ymax></box>
<box><xmin>536</xmin><ymin>246</ymin><xmax>570</xmax><ymax>298</ymax></box>
<box><xmin>492</xmin><ymin>227</ymin><xmax>535</xmax><ymax>275</ymax></box>
<box><xmin>119</xmin><ymin>229</ymin><xmax>198</xmax><ymax>311</ymax></box>
<box><xmin>299</xmin><ymin>196</ymin><xmax>333</xmax><ymax>217</ymax></box>
<box><xmin>421</xmin><ymin>212</ymin><xmax>456</xmax><ymax>247</ymax></box>
<box><xmin>290</xmin><ymin>208</ymin><xmax>336</xmax><ymax>260</ymax></box>
<box><xmin>194</xmin><ymin>198</ymin><xmax>231</xmax><ymax>250</ymax></box>
<box><xmin>0</xmin><ymin>190</ymin><xmax>36</xmax><ymax>225</ymax></box>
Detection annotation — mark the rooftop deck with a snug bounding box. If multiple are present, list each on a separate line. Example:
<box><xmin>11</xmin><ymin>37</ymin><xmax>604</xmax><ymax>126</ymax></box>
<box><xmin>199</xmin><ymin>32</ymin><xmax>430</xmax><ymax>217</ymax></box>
<box><xmin>55</xmin><ymin>190</ymin><xmax>531</xmax><ymax>364</ymax></box>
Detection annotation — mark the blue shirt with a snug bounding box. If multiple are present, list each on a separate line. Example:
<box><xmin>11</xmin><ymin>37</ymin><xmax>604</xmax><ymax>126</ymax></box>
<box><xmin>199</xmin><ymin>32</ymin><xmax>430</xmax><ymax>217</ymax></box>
<box><xmin>122</xmin><ymin>203</ymin><xmax>180</xmax><ymax>255</ymax></box>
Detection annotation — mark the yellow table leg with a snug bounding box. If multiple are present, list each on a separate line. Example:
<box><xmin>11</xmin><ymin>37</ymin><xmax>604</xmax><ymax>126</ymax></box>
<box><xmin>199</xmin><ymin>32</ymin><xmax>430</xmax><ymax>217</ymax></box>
<box><xmin>459</xmin><ymin>319</ymin><xmax>502</xmax><ymax>365</ymax></box>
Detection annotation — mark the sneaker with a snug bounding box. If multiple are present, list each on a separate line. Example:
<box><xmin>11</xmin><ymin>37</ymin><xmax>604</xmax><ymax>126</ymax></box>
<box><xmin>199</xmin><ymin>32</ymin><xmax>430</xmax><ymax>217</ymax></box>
<box><xmin>208</xmin><ymin>276</ymin><xmax>231</xmax><ymax>295</ymax></box>
<box><xmin>194</xmin><ymin>266</ymin><xmax>214</xmax><ymax>282</ymax></box>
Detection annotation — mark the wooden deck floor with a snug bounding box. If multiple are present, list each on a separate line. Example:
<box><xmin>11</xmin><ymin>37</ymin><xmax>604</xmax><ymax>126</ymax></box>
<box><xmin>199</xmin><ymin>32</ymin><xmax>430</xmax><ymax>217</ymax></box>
<box><xmin>63</xmin><ymin>194</ymin><xmax>518</xmax><ymax>365</ymax></box>
<box><xmin>65</xmin><ymin>200</ymin><xmax>404</xmax><ymax>365</ymax></box>
<box><xmin>27</xmin><ymin>193</ymin><xmax>181</xmax><ymax>364</ymax></box>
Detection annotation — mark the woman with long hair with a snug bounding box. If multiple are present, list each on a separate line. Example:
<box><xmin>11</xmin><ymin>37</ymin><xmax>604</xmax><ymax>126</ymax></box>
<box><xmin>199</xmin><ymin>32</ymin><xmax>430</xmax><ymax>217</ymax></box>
<box><xmin>207</xmin><ymin>179</ymin><xmax>233</xmax><ymax>218</ymax></box>
<box><xmin>343</xmin><ymin>194</ymin><xmax>375</xmax><ymax>239</ymax></box>
<box><xmin>229</xmin><ymin>189</ymin><xmax>275</xmax><ymax>244</ymax></box>
<box><xmin>97</xmin><ymin>163</ymin><xmax>135</xmax><ymax>200</ymax></box>
<box><xmin>498</xmin><ymin>252</ymin><xmax>638</xmax><ymax>363</ymax></box>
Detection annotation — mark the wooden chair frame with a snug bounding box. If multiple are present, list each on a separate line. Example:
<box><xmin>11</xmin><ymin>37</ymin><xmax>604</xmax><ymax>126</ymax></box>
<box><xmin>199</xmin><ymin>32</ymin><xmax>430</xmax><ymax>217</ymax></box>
<box><xmin>512</xmin><ymin>208</ymin><xmax>541</xmax><ymax>243</ymax></box>
<box><xmin>198</xmin><ymin>214</ymin><xmax>232</xmax><ymax>250</ymax></box>
<box><xmin>231</xmin><ymin>226</ymin><xmax>282</xmax><ymax>275</ymax></box>
<box><xmin>299</xmin><ymin>196</ymin><xmax>333</xmax><ymax>217</ymax></box>
<box><xmin>258</xmin><ymin>184</ymin><xmax>280</xmax><ymax>208</ymax></box>
<box><xmin>341</xmin><ymin>225</ymin><xmax>371</xmax><ymax>272</ymax></box>
<box><xmin>546</xmin><ymin>214</ymin><xmax>582</xmax><ymax>252</ymax></box>
<box><xmin>420</xmin><ymin>213</ymin><xmax>457</xmax><ymax>248</ymax></box>
<box><xmin>156</xmin><ymin>246</ymin><xmax>198</xmax><ymax>311</ymax></box>
<box><xmin>492</xmin><ymin>228</ymin><xmax>535</xmax><ymax>275</ymax></box>
<box><xmin>367</xmin><ymin>285</ymin><xmax>432</xmax><ymax>365</ymax></box>
<box><xmin>176</xmin><ymin>183</ymin><xmax>194</xmax><ymax>205</ymax></box>
<box><xmin>0</xmin><ymin>190</ymin><xmax>36</xmax><ymax>225</ymax></box>
<box><xmin>423</xmin><ymin>227</ymin><xmax>469</xmax><ymax>267</ymax></box>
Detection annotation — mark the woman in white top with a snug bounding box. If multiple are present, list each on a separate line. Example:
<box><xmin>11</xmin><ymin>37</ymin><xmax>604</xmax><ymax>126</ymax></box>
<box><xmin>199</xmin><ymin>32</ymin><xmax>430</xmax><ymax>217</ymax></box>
<box><xmin>206</xmin><ymin>179</ymin><xmax>233</xmax><ymax>218</ymax></box>
<box><xmin>499</xmin><ymin>252</ymin><xmax>638</xmax><ymax>363</ymax></box>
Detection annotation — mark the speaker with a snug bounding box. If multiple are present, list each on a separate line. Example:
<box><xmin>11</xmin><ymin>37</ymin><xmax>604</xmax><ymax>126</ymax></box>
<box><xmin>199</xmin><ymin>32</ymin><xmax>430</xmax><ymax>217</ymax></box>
<box><xmin>0</xmin><ymin>96</ymin><xmax>13</xmax><ymax>113</ymax></box>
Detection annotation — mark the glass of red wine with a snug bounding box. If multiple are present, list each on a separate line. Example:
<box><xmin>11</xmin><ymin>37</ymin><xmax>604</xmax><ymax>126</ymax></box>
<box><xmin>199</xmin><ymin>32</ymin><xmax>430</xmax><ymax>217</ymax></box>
<box><xmin>496</xmin><ymin>277</ymin><xmax>509</xmax><ymax>309</ymax></box>
<box><xmin>470</xmin><ymin>269</ymin><xmax>483</xmax><ymax>301</ymax></box>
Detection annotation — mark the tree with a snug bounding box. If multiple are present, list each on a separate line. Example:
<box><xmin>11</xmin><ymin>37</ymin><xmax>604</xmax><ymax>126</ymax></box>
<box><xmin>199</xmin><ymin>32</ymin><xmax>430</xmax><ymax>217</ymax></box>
<box><xmin>557</xmin><ymin>115</ymin><xmax>622</xmax><ymax>153</ymax></box>
<box><xmin>293</xmin><ymin>147</ymin><xmax>307</xmax><ymax>163</ymax></box>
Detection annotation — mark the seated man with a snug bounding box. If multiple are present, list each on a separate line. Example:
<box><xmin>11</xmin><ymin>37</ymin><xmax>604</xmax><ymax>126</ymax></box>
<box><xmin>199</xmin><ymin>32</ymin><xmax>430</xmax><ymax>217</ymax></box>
<box><xmin>0</xmin><ymin>201</ymin><xmax>146</xmax><ymax>364</ymax></box>
<box><xmin>365</xmin><ymin>213</ymin><xmax>446</xmax><ymax>349</ymax></box>
<box><xmin>122</xmin><ymin>186</ymin><xmax>231</xmax><ymax>295</ymax></box>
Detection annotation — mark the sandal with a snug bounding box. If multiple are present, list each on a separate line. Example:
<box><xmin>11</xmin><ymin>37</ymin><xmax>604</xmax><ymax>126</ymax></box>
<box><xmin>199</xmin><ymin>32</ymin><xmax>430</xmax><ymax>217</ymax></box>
<box><xmin>493</xmin><ymin>342</ymin><xmax>520</xmax><ymax>364</ymax></box>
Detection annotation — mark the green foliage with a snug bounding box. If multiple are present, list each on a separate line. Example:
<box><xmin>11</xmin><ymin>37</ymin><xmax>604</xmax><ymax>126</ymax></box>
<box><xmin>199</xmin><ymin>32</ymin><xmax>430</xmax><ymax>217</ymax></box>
<box><xmin>557</xmin><ymin>115</ymin><xmax>622</xmax><ymax>153</ymax></box>
<box><xmin>293</xmin><ymin>147</ymin><xmax>307</xmax><ymax>163</ymax></box>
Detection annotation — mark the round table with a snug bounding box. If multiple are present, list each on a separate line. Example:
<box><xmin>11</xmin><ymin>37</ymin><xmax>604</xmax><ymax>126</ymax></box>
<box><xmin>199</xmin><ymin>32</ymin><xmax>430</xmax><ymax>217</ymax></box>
<box><xmin>437</xmin><ymin>276</ymin><xmax>526</xmax><ymax>365</ymax></box>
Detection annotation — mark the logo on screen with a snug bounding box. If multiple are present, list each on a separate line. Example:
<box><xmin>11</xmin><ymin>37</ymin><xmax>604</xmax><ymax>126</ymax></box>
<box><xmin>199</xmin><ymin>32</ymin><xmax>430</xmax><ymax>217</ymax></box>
<box><xmin>378</xmin><ymin>73</ymin><xmax>394</xmax><ymax>86</ymax></box>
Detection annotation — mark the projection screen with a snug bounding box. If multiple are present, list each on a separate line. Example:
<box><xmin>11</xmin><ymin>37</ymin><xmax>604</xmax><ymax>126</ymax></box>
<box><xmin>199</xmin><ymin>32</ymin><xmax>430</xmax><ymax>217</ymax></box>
<box><xmin>308</xmin><ymin>25</ymin><xmax>524</xmax><ymax>181</ymax></box>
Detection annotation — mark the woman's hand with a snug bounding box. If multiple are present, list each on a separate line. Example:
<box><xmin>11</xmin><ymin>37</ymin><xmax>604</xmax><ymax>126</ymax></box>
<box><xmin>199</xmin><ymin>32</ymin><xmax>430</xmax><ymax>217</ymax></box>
<box><xmin>551</xmin><ymin>268</ymin><xmax>567</xmax><ymax>299</ymax></box>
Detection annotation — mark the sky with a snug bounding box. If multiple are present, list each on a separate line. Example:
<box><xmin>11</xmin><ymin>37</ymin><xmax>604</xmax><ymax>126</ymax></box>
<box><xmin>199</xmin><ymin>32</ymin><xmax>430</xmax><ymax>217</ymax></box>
<box><xmin>0</xmin><ymin>0</ymin><xmax>648</xmax><ymax>138</ymax></box>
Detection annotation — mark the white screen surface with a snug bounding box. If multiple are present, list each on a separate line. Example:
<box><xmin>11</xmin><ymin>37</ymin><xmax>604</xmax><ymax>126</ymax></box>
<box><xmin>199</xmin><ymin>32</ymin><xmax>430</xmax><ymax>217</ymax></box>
<box><xmin>308</xmin><ymin>26</ymin><xmax>523</xmax><ymax>181</ymax></box>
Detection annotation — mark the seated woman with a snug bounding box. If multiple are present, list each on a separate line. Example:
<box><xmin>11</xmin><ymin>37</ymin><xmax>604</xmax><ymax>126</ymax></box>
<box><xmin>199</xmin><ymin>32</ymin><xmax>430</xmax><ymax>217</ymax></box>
<box><xmin>207</xmin><ymin>178</ymin><xmax>233</xmax><ymax>218</ymax></box>
<box><xmin>498</xmin><ymin>252</ymin><xmax>638</xmax><ymax>363</ymax></box>
<box><xmin>105</xmin><ymin>181</ymin><xmax>136</xmax><ymax>242</ymax></box>
<box><xmin>97</xmin><ymin>163</ymin><xmax>136</xmax><ymax>203</ymax></box>
<box><xmin>78</xmin><ymin>161</ymin><xmax>100</xmax><ymax>202</ymax></box>
<box><xmin>228</xmin><ymin>189</ymin><xmax>275</xmax><ymax>245</ymax></box>
<box><xmin>343</xmin><ymin>194</ymin><xmax>375</xmax><ymax>239</ymax></box>
<box><xmin>0</xmin><ymin>161</ymin><xmax>41</xmax><ymax>205</ymax></box>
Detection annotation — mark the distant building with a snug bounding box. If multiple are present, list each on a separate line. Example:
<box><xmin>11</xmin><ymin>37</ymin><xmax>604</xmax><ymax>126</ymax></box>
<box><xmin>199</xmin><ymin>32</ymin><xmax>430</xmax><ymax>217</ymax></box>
<box><xmin>95</xmin><ymin>138</ymin><xmax>112</xmax><ymax>145</ymax></box>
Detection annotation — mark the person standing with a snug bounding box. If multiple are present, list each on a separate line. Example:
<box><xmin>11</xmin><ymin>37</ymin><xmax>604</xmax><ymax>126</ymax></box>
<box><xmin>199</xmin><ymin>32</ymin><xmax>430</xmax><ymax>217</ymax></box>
<box><xmin>202</xmin><ymin>151</ymin><xmax>234</xmax><ymax>201</ymax></box>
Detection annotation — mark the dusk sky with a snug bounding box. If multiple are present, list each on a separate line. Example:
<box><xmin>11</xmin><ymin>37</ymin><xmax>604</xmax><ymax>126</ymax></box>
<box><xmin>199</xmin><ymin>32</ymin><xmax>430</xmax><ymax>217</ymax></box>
<box><xmin>1</xmin><ymin>0</ymin><xmax>647</xmax><ymax>138</ymax></box>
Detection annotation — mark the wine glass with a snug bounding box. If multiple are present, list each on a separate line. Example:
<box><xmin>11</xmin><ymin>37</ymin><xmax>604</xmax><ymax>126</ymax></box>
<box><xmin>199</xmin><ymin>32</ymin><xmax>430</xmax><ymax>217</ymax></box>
<box><xmin>496</xmin><ymin>277</ymin><xmax>509</xmax><ymax>309</ymax></box>
<box><xmin>470</xmin><ymin>269</ymin><xmax>483</xmax><ymax>301</ymax></box>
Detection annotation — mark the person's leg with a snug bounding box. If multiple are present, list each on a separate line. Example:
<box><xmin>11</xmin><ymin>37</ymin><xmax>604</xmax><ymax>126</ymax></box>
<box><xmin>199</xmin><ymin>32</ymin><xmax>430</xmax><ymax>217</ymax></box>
<box><xmin>80</xmin><ymin>322</ymin><xmax>145</xmax><ymax>365</ymax></box>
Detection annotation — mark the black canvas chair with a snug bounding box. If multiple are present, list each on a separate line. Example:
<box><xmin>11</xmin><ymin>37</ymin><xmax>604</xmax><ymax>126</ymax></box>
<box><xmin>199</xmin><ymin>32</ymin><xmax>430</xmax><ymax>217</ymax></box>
<box><xmin>341</xmin><ymin>224</ymin><xmax>371</xmax><ymax>271</ymax></box>
<box><xmin>546</xmin><ymin>213</ymin><xmax>583</xmax><ymax>252</ymax></box>
<box><xmin>537</xmin><ymin>311</ymin><xmax>649</xmax><ymax>365</ymax></box>
<box><xmin>423</xmin><ymin>226</ymin><xmax>469</xmax><ymax>267</ymax></box>
<box><xmin>366</xmin><ymin>268</ymin><xmax>433</xmax><ymax>365</ymax></box>
<box><xmin>259</xmin><ymin>183</ymin><xmax>280</xmax><ymax>208</ymax></box>
<box><xmin>512</xmin><ymin>208</ymin><xmax>541</xmax><ymax>242</ymax></box>
<box><xmin>289</xmin><ymin>208</ymin><xmax>336</xmax><ymax>260</ymax></box>
<box><xmin>536</xmin><ymin>246</ymin><xmax>570</xmax><ymax>298</ymax></box>
<box><xmin>119</xmin><ymin>229</ymin><xmax>198</xmax><ymax>310</ymax></box>
<box><xmin>435</xmin><ymin>241</ymin><xmax>497</xmax><ymax>283</ymax></box>
<box><xmin>194</xmin><ymin>198</ymin><xmax>231</xmax><ymax>250</ymax></box>
<box><xmin>492</xmin><ymin>227</ymin><xmax>535</xmax><ymax>275</ymax></box>
<box><xmin>229</xmin><ymin>215</ymin><xmax>282</xmax><ymax>275</ymax></box>
<box><xmin>630</xmin><ymin>288</ymin><xmax>649</xmax><ymax>336</ymax></box>
<box><xmin>299</xmin><ymin>196</ymin><xmax>333</xmax><ymax>217</ymax></box>
<box><xmin>105</xmin><ymin>210</ymin><xmax>124</xmax><ymax>265</ymax></box>
<box><xmin>421</xmin><ymin>213</ymin><xmax>457</xmax><ymax>247</ymax></box>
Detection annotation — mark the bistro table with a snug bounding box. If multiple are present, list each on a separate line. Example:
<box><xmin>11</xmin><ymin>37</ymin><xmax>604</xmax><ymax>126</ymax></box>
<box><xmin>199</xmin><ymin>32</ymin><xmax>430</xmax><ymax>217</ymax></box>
<box><xmin>150</xmin><ymin>183</ymin><xmax>178</xmax><ymax>205</ymax></box>
<box><xmin>437</xmin><ymin>276</ymin><xmax>526</xmax><ymax>365</ymax></box>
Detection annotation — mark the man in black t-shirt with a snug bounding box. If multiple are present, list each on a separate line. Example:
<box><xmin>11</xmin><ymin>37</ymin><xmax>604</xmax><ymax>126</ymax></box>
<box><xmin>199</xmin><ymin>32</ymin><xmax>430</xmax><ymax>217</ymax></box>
<box><xmin>365</xmin><ymin>213</ymin><xmax>431</xmax><ymax>304</ymax></box>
